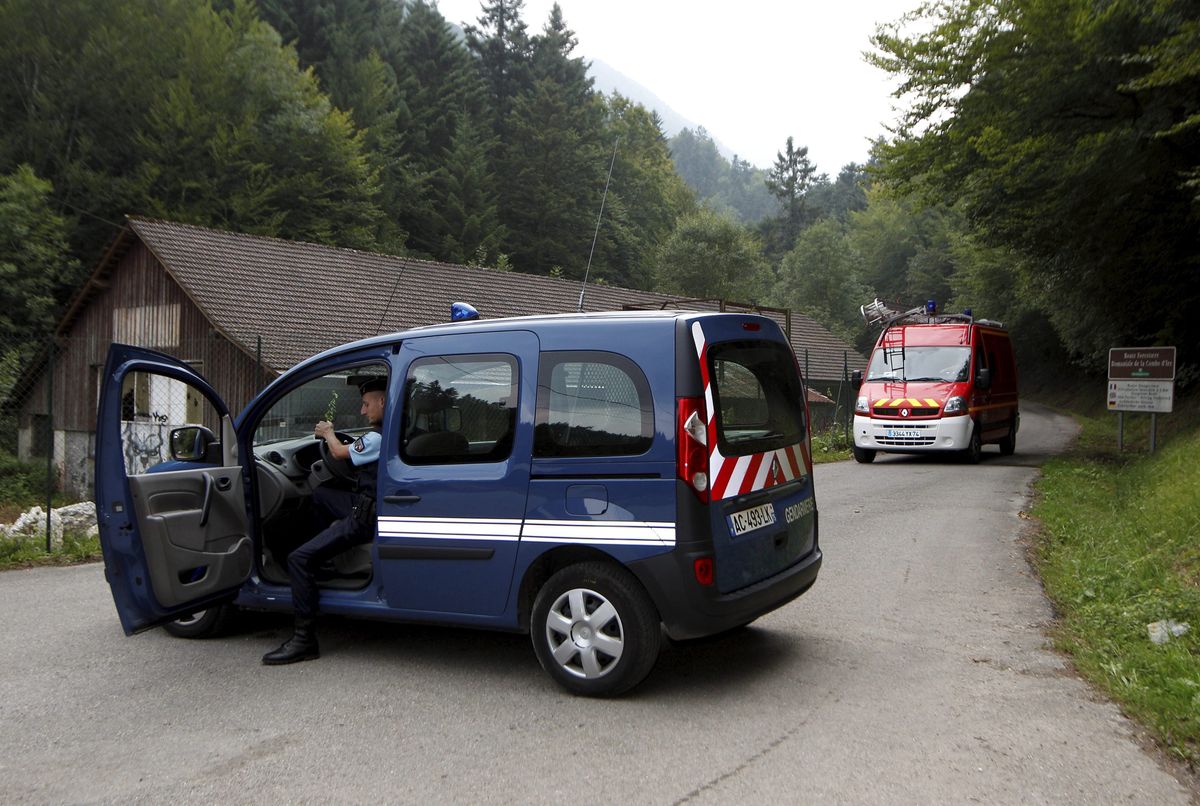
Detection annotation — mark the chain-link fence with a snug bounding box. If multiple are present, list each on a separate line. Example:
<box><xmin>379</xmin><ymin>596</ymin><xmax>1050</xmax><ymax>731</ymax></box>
<box><xmin>0</xmin><ymin>333</ymin><xmax>272</xmax><ymax>558</ymax></box>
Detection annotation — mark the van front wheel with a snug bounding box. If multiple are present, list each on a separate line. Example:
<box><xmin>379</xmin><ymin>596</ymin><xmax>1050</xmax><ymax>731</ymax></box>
<box><xmin>530</xmin><ymin>562</ymin><xmax>661</xmax><ymax>697</ymax></box>
<box><xmin>962</xmin><ymin>424</ymin><xmax>982</xmax><ymax>464</ymax></box>
<box><xmin>163</xmin><ymin>604</ymin><xmax>238</xmax><ymax>638</ymax></box>
<box><xmin>852</xmin><ymin>446</ymin><xmax>876</xmax><ymax>464</ymax></box>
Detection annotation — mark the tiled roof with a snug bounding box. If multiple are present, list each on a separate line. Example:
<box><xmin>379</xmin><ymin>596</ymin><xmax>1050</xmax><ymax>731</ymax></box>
<box><xmin>127</xmin><ymin>217</ymin><xmax>863</xmax><ymax>382</ymax></box>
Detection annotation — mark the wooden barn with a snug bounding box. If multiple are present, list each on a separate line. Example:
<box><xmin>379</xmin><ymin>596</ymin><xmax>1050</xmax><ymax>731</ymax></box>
<box><xmin>15</xmin><ymin>217</ymin><xmax>864</xmax><ymax>496</ymax></box>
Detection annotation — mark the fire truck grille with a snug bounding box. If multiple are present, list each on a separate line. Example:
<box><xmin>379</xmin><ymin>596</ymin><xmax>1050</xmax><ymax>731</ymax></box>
<box><xmin>872</xmin><ymin>406</ymin><xmax>940</xmax><ymax>417</ymax></box>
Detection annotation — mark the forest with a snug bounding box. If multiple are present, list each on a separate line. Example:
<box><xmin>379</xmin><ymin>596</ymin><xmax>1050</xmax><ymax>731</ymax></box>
<box><xmin>1</xmin><ymin>0</ymin><xmax>1197</xmax><ymax>387</ymax></box>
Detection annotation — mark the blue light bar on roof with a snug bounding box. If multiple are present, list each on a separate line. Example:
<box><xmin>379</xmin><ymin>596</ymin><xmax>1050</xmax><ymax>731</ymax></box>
<box><xmin>451</xmin><ymin>302</ymin><xmax>480</xmax><ymax>322</ymax></box>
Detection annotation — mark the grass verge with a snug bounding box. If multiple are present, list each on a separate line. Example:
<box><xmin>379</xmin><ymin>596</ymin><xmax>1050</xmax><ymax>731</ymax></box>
<box><xmin>810</xmin><ymin>425</ymin><xmax>852</xmax><ymax>464</ymax></box>
<box><xmin>0</xmin><ymin>529</ymin><xmax>102</xmax><ymax>569</ymax></box>
<box><xmin>0</xmin><ymin>451</ymin><xmax>93</xmax><ymax>570</ymax></box>
<box><xmin>1031</xmin><ymin>408</ymin><xmax>1200</xmax><ymax>766</ymax></box>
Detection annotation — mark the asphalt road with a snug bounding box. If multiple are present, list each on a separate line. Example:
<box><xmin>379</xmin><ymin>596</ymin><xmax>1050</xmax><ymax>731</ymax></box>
<box><xmin>0</xmin><ymin>402</ymin><xmax>1193</xmax><ymax>804</ymax></box>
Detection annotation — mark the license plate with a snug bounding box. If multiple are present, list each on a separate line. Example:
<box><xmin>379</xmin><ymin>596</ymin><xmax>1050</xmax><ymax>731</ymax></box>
<box><xmin>886</xmin><ymin>429</ymin><xmax>921</xmax><ymax>439</ymax></box>
<box><xmin>729</xmin><ymin>503</ymin><xmax>776</xmax><ymax>536</ymax></box>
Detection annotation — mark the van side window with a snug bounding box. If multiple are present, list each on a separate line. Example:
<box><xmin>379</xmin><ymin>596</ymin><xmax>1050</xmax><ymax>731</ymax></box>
<box><xmin>401</xmin><ymin>354</ymin><xmax>517</xmax><ymax>465</ymax></box>
<box><xmin>534</xmin><ymin>351</ymin><xmax>653</xmax><ymax>457</ymax></box>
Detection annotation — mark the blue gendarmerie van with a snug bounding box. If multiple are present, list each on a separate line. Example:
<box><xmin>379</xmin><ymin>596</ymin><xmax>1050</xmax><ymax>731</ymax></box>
<box><xmin>96</xmin><ymin>309</ymin><xmax>822</xmax><ymax>696</ymax></box>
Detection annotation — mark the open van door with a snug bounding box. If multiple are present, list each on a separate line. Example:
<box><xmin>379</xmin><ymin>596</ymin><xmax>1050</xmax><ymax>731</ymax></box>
<box><xmin>95</xmin><ymin>344</ymin><xmax>253</xmax><ymax>635</ymax></box>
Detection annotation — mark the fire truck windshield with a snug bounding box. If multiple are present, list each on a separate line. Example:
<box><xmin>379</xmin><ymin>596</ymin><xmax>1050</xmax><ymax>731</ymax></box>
<box><xmin>866</xmin><ymin>346</ymin><xmax>971</xmax><ymax>383</ymax></box>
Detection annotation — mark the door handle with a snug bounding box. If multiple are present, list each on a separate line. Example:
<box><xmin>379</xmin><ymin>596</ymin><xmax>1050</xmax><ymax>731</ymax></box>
<box><xmin>384</xmin><ymin>494</ymin><xmax>421</xmax><ymax>504</ymax></box>
<box><xmin>200</xmin><ymin>474</ymin><xmax>214</xmax><ymax>527</ymax></box>
<box><xmin>200</xmin><ymin>475</ymin><xmax>232</xmax><ymax>526</ymax></box>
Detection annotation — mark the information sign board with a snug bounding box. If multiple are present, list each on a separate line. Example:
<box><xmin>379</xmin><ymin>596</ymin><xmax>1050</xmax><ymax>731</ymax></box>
<box><xmin>1107</xmin><ymin>347</ymin><xmax>1176</xmax><ymax>414</ymax></box>
<box><xmin>1107</xmin><ymin>380</ymin><xmax>1174</xmax><ymax>413</ymax></box>
<box><xmin>1108</xmin><ymin>347</ymin><xmax>1176</xmax><ymax>380</ymax></box>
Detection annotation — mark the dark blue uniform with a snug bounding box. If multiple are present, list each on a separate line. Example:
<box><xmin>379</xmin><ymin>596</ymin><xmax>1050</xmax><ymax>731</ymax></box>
<box><xmin>287</xmin><ymin>429</ymin><xmax>381</xmax><ymax>620</ymax></box>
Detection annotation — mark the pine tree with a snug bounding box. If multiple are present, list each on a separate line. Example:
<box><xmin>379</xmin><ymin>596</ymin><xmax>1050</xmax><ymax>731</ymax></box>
<box><xmin>431</xmin><ymin>114</ymin><xmax>507</xmax><ymax>265</ymax></box>
<box><xmin>765</xmin><ymin>136</ymin><xmax>816</xmax><ymax>250</ymax></box>
<box><xmin>497</xmin><ymin>4</ymin><xmax>606</xmax><ymax>275</ymax></box>
<box><xmin>394</xmin><ymin>0</ymin><xmax>487</xmax><ymax>257</ymax></box>
<box><xmin>464</xmin><ymin>0</ymin><xmax>533</xmax><ymax>144</ymax></box>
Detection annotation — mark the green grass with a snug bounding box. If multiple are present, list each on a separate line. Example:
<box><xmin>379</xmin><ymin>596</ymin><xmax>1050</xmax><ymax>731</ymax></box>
<box><xmin>0</xmin><ymin>451</ymin><xmax>91</xmax><ymax>570</ymax></box>
<box><xmin>0</xmin><ymin>528</ymin><xmax>102</xmax><ymax>569</ymax></box>
<box><xmin>1032</xmin><ymin>406</ymin><xmax>1200</xmax><ymax>765</ymax></box>
<box><xmin>810</xmin><ymin>425</ymin><xmax>852</xmax><ymax>464</ymax></box>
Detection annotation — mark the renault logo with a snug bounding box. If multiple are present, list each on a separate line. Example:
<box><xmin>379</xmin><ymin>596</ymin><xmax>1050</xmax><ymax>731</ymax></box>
<box><xmin>900</xmin><ymin>408</ymin><xmax>909</xmax><ymax>417</ymax></box>
<box><xmin>769</xmin><ymin>456</ymin><xmax>783</xmax><ymax>485</ymax></box>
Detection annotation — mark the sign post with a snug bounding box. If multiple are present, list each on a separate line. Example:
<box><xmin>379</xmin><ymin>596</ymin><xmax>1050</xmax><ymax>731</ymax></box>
<box><xmin>1107</xmin><ymin>347</ymin><xmax>1176</xmax><ymax>452</ymax></box>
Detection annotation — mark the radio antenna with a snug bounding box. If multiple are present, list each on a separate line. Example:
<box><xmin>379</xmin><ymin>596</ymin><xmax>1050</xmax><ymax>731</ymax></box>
<box><xmin>577</xmin><ymin>136</ymin><xmax>619</xmax><ymax>313</ymax></box>
<box><xmin>375</xmin><ymin>267</ymin><xmax>404</xmax><ymax>335</ymax></box>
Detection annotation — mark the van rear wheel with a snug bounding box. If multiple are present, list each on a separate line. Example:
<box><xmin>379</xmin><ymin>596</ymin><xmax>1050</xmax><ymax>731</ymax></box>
<box><xmin>530</xmin><ymin>562</ymin><xmax>661</xmax><ymax>697</ymax></box>
<box><xmin>999</xmin><ymin>424</ymin><xmax>1016</xmax><ymax>456</ymax></box>
<box><xmin>852</xmin><ymin>446</ymin><xmax>876</xmax><ymax>464</ymax></box>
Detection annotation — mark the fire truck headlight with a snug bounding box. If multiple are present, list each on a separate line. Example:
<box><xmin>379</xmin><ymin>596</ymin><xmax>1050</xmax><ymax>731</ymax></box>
<box><xmin>855</xmin><ymin>396</ymin><xmax>869</xmax><ymax>414</ymax></box>
<box><xmin>944</xmin><ymin>396</ymin><xmax>966</xmax><ymax>414</ymax></box>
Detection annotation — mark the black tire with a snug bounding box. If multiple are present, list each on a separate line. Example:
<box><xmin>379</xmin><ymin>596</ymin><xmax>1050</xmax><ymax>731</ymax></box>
<box><xmin>852</xmin><ymin>445</ymin><xmax>876</xmax><ymax>464</ymax></box>
<box><xmin>962</xmin><ymin>423</ymin><xmax>982</xmax><ymax>464</ymax></box>
<box><xmin>530</xmin><ymin>562</ymin><xmax>661</xmax><ymax>697</ymax></box>
<box><xmin>163</xmin><ymin>604</ymin><xmax>239</xmax><ymax>639</ymax></box>
<box><xmin>999</xmin><ymin>424</ymin><xmax>1016</xmax><ymax>456</ymax></box>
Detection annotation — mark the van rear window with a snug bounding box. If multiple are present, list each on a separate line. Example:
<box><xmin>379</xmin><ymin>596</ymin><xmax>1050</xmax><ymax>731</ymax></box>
<box><xmin>708</xmin><ymin>341</ymin><xmax>806</xmax><ymax>456</ymax></box>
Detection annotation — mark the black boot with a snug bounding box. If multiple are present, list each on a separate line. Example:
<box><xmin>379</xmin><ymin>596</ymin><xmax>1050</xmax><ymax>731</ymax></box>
<box><xmin>262</xmin><ymin>618</ymin><xmax>320</xmax><ymax>665</ymax></box>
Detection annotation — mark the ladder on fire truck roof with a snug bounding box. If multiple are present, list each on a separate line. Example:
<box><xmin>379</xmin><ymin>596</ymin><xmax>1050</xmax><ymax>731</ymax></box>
<box><xmin>859</xmin><ymin>298</ymin><xmax>1005</xmax><ymax>330</ymax></box>
<box><xmin>860</xmin><ymin>298</ymin><xmax>1005</xmax><ymax>367</ymax></box>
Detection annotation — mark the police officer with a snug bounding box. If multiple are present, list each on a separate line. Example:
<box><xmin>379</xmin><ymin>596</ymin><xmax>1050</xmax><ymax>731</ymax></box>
<box><xmin>262</xmin><ymin>375</ymin><xmax>386</xmax><ymax>665</ymax></box>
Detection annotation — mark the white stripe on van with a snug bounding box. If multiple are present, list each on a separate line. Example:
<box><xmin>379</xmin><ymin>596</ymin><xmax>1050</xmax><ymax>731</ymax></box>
<box><xmin>375</xmin><ymin>516</ymin><xmax>675</xmax><ymax>547</ymax></box>
<box><xmin>522</xmin><ymin>520</ymin><xmax>674</xmax><ymax>545</ymax></box>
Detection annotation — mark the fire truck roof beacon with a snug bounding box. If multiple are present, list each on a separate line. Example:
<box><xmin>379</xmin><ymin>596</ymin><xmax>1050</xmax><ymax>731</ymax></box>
<box><xmin>925</xmin><ymin>299</ymin><xmax>937</xmax><ymax>315</ymax></box>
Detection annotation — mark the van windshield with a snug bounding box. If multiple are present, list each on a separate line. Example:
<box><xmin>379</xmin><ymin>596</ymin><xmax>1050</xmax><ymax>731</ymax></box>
<box><xmin>708</xmin><ymin>341</ymin><xmax>807</xmax><ymax>456</ymax></box>
<box><xmin>866</xmin><ymin>346</ymin><xmax>971</xmax><ymax>383</ymax></box>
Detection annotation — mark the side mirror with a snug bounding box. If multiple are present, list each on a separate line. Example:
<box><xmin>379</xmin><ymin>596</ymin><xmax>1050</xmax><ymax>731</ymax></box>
<box><xmin>850</xmin><ymin>370</ymin><xmax>863</xmax><ymax>390</ymax></box>
<box><xmin>170</xmin><ymin>425</ymin><xmax>218</xmax><ymax>463</ymax></box>
<box><xmin>976</xmin><ymin>367</ymin><xmax>992</xmax><ymax>391</ymax></box>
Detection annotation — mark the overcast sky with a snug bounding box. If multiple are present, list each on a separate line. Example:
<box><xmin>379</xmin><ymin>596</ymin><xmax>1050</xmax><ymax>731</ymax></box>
<box><xmin>433</xmin><ymin>0</ymin><xmax>922</xmax><ymax>173</ymax></box>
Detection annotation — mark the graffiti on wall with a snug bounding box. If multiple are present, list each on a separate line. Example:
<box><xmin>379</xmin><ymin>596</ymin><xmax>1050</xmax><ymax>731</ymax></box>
<box><xmin>121</xmin><ymin>411</ymin><xmax>172</xmax><ymax>475</ymax></box>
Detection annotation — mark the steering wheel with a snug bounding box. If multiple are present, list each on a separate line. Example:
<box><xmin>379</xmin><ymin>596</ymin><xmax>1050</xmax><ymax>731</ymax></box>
<box><xmin>318</xmin><ymin>432</ymin><xmax>357</xmax><ymax>483</ymax></box>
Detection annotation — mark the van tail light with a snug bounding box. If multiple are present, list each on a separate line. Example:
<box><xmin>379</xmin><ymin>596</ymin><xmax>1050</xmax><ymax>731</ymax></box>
<box><xmin>677</xmin><ymin>396</ymin><xmax>710</xmax><ymax>503</ymax></box>
<box><xmin>693</xmin><ymin>557</ymin><xmax>715</xmax><ymax>586</ymax></box>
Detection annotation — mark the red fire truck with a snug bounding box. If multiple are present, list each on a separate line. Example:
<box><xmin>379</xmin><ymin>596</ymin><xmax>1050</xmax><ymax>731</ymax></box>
<box><xmin>850</xmin><ymin>299</ymin><xmax>1019</xmax><ymax>464</ymax></box>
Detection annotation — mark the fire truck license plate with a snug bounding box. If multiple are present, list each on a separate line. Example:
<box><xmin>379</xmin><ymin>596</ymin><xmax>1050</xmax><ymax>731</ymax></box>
<box><xmin>729</xmin><ymin>503</ymin><xmax>776</xmax><ymax>536</ymax></box>
<box><xmin>887</xmin><ymin>429</ymin><xmax>921</xmax><ymax>439</ymax></box>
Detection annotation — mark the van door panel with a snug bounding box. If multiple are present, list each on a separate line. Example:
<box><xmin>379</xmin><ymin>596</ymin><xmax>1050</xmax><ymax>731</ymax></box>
<box><xmin>377</xmin><ymin>332</ymin><xmax>538</xmax><ymax>617</ymax></box>
<box><xmin>131</xmin><ymin>473</ymin><xmax>253</xmax><ymax>607</ymax></box>
<box><xmin>96</xmin><ymin>345</ymin><xmax>251</xmax><ymax>634</ymax></box>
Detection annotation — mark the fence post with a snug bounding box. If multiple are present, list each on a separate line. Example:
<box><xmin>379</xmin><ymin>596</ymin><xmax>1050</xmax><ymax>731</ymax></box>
<box><xmin>842</xmin><ymin>351</ymin><xmax>850</xmax><ymax>445</ymax></box>
<box><xmin>44</xmin><ymin>338</ymin><xmax>55</xmax><ymax>553</ymax></box>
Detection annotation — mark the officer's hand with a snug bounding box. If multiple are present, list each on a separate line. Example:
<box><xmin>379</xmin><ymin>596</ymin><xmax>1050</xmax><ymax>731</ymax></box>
<box><xmin>314</xmin><ymin>420</ymin><xmax>334</xmax><ymax>440</ymax></box>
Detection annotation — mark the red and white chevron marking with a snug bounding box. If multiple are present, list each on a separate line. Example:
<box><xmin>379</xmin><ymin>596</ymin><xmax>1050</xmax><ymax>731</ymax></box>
<box><xmin>691</xmin><ymin>322</ymin><xmax>812</xmax><ymax>501</ymax></box>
